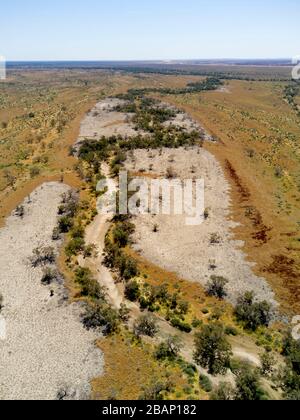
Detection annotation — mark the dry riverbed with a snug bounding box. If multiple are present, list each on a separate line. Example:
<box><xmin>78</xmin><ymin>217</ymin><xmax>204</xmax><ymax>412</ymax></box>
<box><xmin>0</xmin><ymin>182</ymin><xmax>103</xmax><ymax>400</ymax></box>
<box><xmin>125</xmin><ymin>147</ymin><xmax>276</xmax><ymax>306</ymax></box>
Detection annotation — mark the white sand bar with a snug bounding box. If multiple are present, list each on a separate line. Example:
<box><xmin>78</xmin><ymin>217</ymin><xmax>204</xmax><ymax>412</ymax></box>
<box><xmin>0</xmin><ymin>183</ymin><xmax>103</xmax><ymax>400</ymax></box>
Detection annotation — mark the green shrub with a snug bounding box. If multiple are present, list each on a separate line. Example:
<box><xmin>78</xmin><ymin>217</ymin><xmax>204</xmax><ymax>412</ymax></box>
<box><xmin>192</xmin><ymin>318</ymin><xmax>203</xmax><ymax>328</ymax></box>
<box><xmin>134</xmin><ymin>314</ymin><xmax>159</xmax><ymax>338</ymax></box>
<box><xmin>82</xmin><ymin>301</ymin><xmax>120</xmax><ymax>336</ymax></box>
<box><xmin>65</xmin><ymin>237</ymin><xmax>85</xmax><ymax>257</ymax></box>
<box><xmin>206</xmin><ymin>275</ymin><xmax>228</xmax><ymax>299</ymax></box>
<box><xmin>199</xmin><ymin>374</ymin><xmax>213</xmax><ymax>393</ymax></box>
<box><xmin>58</xmin><ymin>216</ymin><xmax>73</xmax><ymax>233</ymax></box>
<box><xmin>170</xmin><ymin>317</ymin><xmax>192</xmax><ymax>333</ymax></box>
<box><xmin>125</xmin><ymin>280</ymin><xmax>140</xmax><ymax>301</ymax></box>
<box><xmin>75</xmin><ymin>267</ymin><xmax>106</xmax><ymax>300</ymax></box>
<box><xmin>225</xmin><ymin>326</ymin><xmax>239</xmax><ymax>336</ymax></box>
<box><xmin>235</xmin><ymin>291</ymin><xmax>272</xmax><ymax>331</ymax></box>
<box><xmin>155</xmin><ymin>336</ymin><xmax>182</xmax><ymax>361</ymax></box>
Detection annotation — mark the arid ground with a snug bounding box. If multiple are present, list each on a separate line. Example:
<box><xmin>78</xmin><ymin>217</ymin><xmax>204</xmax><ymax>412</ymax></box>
<box><xmin>0</xmin><ymin>66</ymin><xmax>299</xmax><ymax>400</ymax></box>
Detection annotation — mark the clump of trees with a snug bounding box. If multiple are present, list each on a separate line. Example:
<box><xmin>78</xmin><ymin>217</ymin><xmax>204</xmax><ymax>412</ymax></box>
<box><xmin>206</xmin><ymin>276</ymin><xmax>228</xmax><ymax>299</ymax></box>
<box><xmin>65</xmin><ymin>225</ymin><xmax>85</xmax><ymax>257</ymax></box>
<box><xmin>82</xmin><ymin>300</ymin><xmax>120</xmax><ymax>336</ymax></box>
<box><xmin>30</xmin><ymin>246</ymin><xmax>56</xmax><ymax>267</ymax></box>
<box><xmin>75</xmin><ymin>267</ymin><xmax>122</xmax><ymax>336</ymax></box>
<box><xmin>134</xmin><ymin>313</ymin><xmax>159</xmax><ymax>338</ymax></box>
<box><xmin>55</xmin><ymin>191</ymin><xmax>79</xmax><ymax>237</ymax></box>
<box><xmin>194</xmin><ymin>323</ymin><xmax>232</xmax><ymax>375</ymax></box>
<box><xmin>155</xmin><ymin>336</ymin><xmax>182</xmax><ymax>361</ymax></box>
<box><xmin>103</xmin><ymin>218</ymin><xmax>139</xmax><ymax>282</ymax></box>
<box><xmin>234</xmin><ymin>291</ymin><xmax>272</xmax><ymax>331</ymax></box>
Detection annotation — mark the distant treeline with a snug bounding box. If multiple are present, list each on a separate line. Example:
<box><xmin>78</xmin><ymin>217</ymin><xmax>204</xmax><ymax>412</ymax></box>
<box><xmin>7</xmin><ymin>61</ymin><xmax>292</xmax><ymax>81</ymax></box>
<box><xmin>110</xmin><ymin>66</ymin><xmax>291</xmax><ymax>82</ymax></box>
<box><xmin>116</xmin><ymin>77</ymin><xmax>223</xmax><ymax>99</ymax></box>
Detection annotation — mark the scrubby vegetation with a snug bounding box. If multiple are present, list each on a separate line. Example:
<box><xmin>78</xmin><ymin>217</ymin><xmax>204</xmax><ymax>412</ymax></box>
<box><xmin>134</xmin><ymin>313</ymin><xmax>159</xmax><ymax>338</ymax></box>
<box><xmin>194</xmin><ymin>323</ymin><xmax>232</xmax><ymax>375</ymax></box>
<box><xmin>41</xmin><ymin>267</ymin><xmax>62</xmax><ymax>285</ymax></box>
<box><xmin>234</xmin><ymin>291</ymin><xmax>272</xmax><ymax>331</ymax></box>
<box><xmin>30</xmin><ymin>246</ymin><xmax>56</xmax><ymax>267</ymax></box>
<box><xmin>155</xmin><ymin>336</ymin><xmax>183</xmax><ymax>361</ymax></box>
<box><xmin>116</xmin><ymin>77</ymin><xmax>223</xmax><ymax>100</ymax></box>
<box><xmin>278</xmin><ymin>333</ymin><xmax>300</xmax><ymax>400</ymax></box>
<box><xmin>206</xmin><ymin>276</ymin><xmax>228</xmax><ymax>299</ymax></box>
<box><xmin>82</xmin><ymin>300</ymin><xmax>120</xmax><ymax>336</ymax></box>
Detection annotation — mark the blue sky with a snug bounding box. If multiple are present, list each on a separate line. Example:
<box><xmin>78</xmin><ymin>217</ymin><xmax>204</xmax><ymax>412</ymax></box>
<box><xmin>1</xmin><ymin>0</ymin><xmax>299</xmax><ymax>60</ymax></box>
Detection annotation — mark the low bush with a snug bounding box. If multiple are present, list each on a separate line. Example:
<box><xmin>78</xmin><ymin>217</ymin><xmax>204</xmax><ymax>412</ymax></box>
<box><xmin>65</xmin><ymin>237</ymin><xmax>85</xmax><ymax>257</ymax></box>
<box><xmin>199</xmin><ymin>374</ymin><xmax>213</xmax><ymax>393</ymax></box>
<box><xmin>206</xmin><ymin>276</ymin><xmax>228</xmax><ymax>299</ymax></box>
<box><xmin>58</xmin><ymin>216</ymin><xmax>73</xmax><ymax>233</ymax></box>
<box><xmin>155</xmin><ymin>336</ymin><xmax>182</xmax><ymax>361</ymax></box>
<box><xmin>125</xmin><ymin>280</ymin><xmax>140</xmax><ymax>301</ymax></box>
<box><xmin>30</xmin><ymin>246</ymin><xmax>56</xmax><ymax>267</ymax></box>
<box><xmin>134</xmin><ymin>314</ymin><xmax>159</xmax><ymax>338</ymax></box>
<box><xmin>41</xmin><ymin>267</ymin><xmax>62</xmax><ymax>285</ymax></box>
<box><xmin>225</xmin><ymin>326</ymin><xmax>239</xmax><ymax>336</ymax></box>
<box><xmin>75</xmin><ymin>267</ymin><xmax>106</xmax><ymax>300</ymax></box>
<box><xmin>170</xmin><ymin>317</ymin><xmax>192</xmax><ymax>333</ymax></box>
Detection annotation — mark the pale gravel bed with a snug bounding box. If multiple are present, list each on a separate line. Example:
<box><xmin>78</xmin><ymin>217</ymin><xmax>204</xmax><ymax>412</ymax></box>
<box><xmin>125</xmin><ymin>147</ymin><xmax>277</xmax><ymax>306</ymax></box>
<box><xmin>0</xmin><ymin>182</ymin><xmax>103</xmax><ymax>400</ymax></box>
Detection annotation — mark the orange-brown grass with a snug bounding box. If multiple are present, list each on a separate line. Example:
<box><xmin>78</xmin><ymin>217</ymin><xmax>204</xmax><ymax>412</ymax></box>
<box><xmin>92</xmin><ymin>332</ymin><xmax>189</xmax><ymax>400</ymax></box>
<box><xmin>127</xmin><ymin>248</ymin><xmax>234</xmax><ymax>326</ymax></box>
<box><xmin>160</xmin><ymin>80</ymin><xmax>300</xmax><ymax>315</ymax></box>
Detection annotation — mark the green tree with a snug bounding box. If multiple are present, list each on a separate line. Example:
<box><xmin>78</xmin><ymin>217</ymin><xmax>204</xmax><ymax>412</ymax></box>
<box><xmin>194</xmin><ymin>323</ymin><xmax>232</xmax><ymax>375</ymax></box>
<box><xmin>260</xmin><ymin>351</ymin><xmax>275</xmax><ymax>377</ymax></box>
<box><xmin>125</xmin><ymin>280</ymin><xmax>140</xmax><ymax>301</ymax></box>
<box><xmin>206</xmin><ymin>276</ymin><xmax>228</xmax><ymax>299</ymax></box>
<box><xmin>134</xmin><ymin>314</ymin><xmax>159</xmax><ymax>338</ymax></box>
<box><xmin>155</xmin><ymin>336</ymin><xmax>182</xmax><ymax>360</ymax></box>
<box><xmin>235</xmin><ymin>291</ymin><xmax>272</xmax><ymax>331</ymax></box>
<box><xmin>235</xmin><ymin>364</ymin><xmax>269</xmax><ymax>400</ymax></box>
